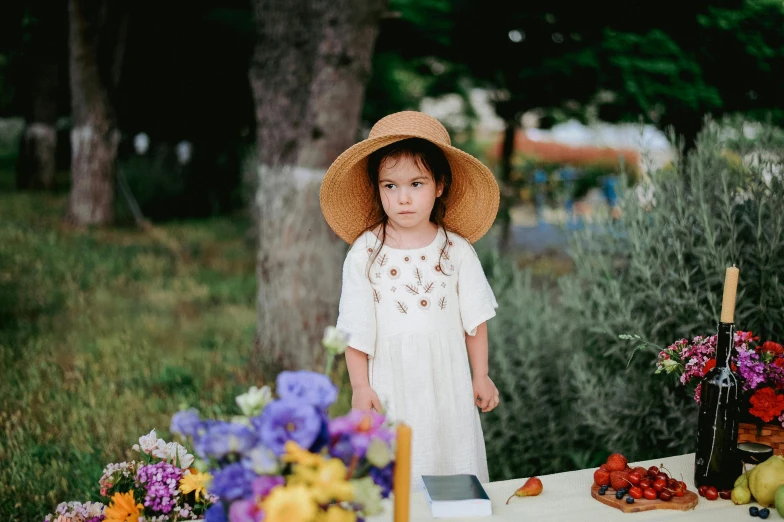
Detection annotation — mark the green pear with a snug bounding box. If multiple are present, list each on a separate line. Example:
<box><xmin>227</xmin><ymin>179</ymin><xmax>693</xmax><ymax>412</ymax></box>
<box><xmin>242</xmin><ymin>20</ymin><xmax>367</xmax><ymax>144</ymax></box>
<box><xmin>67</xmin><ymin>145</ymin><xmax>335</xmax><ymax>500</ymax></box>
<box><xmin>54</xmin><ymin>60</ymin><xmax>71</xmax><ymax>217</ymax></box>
<box><xmin>776</xmin><ymin>485</ymin><xmax>784</xmax><ymax>518</ymax></box>
<box><xmin>735</xmin><ymin>473</ymin><xmax>749</xmax><ymax>488</ymax></box>
<box><xmin>732</xmin><ymin>486</ymin><xmax>751</xmax><ymax>505</ymax></box>
<box><xmin>749</xmin><ymin>455</ymin><xmax>784</xmax><ymax>507</ymax></box>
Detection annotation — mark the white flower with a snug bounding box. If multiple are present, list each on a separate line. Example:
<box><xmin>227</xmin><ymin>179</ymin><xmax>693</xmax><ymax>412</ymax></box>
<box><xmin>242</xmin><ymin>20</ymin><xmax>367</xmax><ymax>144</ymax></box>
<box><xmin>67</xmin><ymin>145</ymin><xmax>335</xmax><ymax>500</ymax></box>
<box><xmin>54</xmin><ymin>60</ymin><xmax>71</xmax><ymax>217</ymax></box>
<box><xmin>245</xmin><ymin>446</ymin><xmax>279</xmax><ymax>475</ymax></box>
<box><xmin>365</xmin><ymin>438</ymin><xmax>392</xmax><ymax>468</ymax></box>
<box><xmin>166</xmin><ymin>442</ymin><xmax>195</xmax><ymax>469</ymax></box>
<box><xmin>235</xmin><ymin>385</ymin><xmax>272</xmax><ymax>417</ymax></box>
<box><xmin>150</xmin><ymin>438</ymin><xmax>171</xmax><ymax>460</ymax></box>
<box><xmin>132</xmin><ymin>430</ymin><xmax>160</xmax><ymax>454</ymax></box>
<box><xmin>351</xmin><ymin>477</ymin><xmax>383</xmax><ymax>515</ymax></box>
<box><xmin>322</xmin><ymin>326</ymin><xmax>349</xmax><ymax>355</ymax></box>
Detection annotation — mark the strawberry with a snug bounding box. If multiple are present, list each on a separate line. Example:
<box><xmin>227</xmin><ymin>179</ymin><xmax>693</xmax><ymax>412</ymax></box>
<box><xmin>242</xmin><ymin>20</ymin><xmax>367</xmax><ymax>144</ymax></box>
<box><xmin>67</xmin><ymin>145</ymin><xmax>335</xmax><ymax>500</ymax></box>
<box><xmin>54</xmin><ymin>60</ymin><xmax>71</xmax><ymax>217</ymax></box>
<box><xmin>606</xmin><ymin>453</ymin><xmax>628</xmax><ymax>472</ymax></box>
<box><xmin>610</xmin><ymin>470</ymin><xmax>631</xmax><ymax>490</ymax></box>
<box><xmin>594</xmin><ymin>468</ymin><xmax>611</xmax><ymax>487</ymax></box>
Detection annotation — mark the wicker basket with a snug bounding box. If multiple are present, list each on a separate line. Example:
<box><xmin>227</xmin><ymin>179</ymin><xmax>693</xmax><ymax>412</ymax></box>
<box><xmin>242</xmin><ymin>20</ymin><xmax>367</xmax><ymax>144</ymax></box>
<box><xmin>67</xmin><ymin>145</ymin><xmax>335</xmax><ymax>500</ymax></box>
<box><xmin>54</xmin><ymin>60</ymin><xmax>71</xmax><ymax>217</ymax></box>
<box><xmin>738</xmin><ymin>422</ymin><xmax>784</xmax><ymax>456</ymax></box>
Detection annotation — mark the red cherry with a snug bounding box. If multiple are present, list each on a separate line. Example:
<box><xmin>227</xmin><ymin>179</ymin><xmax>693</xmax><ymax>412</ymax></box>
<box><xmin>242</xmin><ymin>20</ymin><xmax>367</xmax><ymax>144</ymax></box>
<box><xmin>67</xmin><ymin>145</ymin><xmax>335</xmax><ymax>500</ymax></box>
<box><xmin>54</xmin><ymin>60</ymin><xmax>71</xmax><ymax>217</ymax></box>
<box><xmin>673</xmin><ymin>481</ymin><xmax>687</xmax><ymax>497</ymax></box>
<box><xmin>705</xmin><ymin>486</ymin><xmax>718</xmax><ymax>501</ymax></box>
<box><xmin>659</xmin><ymin>490</ymin><xmax>673</xmax><ymax>501</ymax></box>
<box><xmin>656</xmin><ymin>472</ymin><xmax>669</xmax><ymax>482</ymax></box>
<box><xmin>698</xmin><ymin>485</ymin><xmax>708</xmax><ymax>497</ymax></box>
<box><xmin>719</xmin><ymin>489</ymin><xmax>731</xmax><ymax>500</ymax></box>
<box><xmin>639</xmin><ymin>478</ymin><xmax>652</xmax><ymax>489</ymax></box>
<box><xmin>653</xmin><ymin>478</ymin><xmax>667</xmax><ymax>492</ymax></box>
<box><xmin>647</xmin><ymin>466</ymin><xmax>659</xmax><ymax>478</ymax></box>
<box><xmin>628</xmin><ymin>472</ymin><xmax>641</xmax><ymax>485</ymax></box>
<box><xmin>667</xmin><ymin>478</ymin><xmax>679</xmax><ymax>489</ymax></box>
<box><xmin>643</xmin><ymin>487</ymin><xmax>658</xmax><ymax>500</ymax></box>
<box><xmin>629</xmin><ymin>486</ymin><xmax>643</xmax><ymax>499</ymax></box>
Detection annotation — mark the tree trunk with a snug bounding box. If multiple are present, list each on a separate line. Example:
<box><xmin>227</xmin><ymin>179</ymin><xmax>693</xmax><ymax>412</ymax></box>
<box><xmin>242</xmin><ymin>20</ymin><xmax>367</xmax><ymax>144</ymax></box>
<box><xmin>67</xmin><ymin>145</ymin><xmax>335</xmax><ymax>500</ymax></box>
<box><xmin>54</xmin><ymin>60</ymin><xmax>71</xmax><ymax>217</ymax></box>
<box><xmin>66</xmin><ymin>0</ymin><xmax>127</xmax><ymax>226</ymax></box>
<box><xmin>250</xmin><ymin>0</ymin><xmax>385</xmax><ymax>372</ymax></box>
<box><xmin>15</xmin><ymin>2</ymin><xmax>65</xmax><ymax>192</ymax></box>
<box><xmin>497</xmin><ymin>117</ymin><xmax>517</xmax><ymax>252</ymax></box>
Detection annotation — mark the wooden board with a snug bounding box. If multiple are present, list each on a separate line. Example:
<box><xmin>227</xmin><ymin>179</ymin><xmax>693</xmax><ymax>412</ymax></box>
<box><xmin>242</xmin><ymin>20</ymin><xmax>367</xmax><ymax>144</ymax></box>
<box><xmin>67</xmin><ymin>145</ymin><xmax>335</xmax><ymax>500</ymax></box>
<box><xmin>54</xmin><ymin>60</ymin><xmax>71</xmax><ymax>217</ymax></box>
<box><xmin>590</xmin><ymin>484</ymin><xmax>699</xmax><ymax>513</ymax></box>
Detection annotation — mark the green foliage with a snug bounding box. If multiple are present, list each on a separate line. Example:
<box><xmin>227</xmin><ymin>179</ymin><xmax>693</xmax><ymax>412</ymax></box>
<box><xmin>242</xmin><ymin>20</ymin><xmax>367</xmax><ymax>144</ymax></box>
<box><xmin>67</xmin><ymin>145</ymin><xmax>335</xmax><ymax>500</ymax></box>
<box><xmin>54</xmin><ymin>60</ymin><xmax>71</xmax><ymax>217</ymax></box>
<box><xmin>481</xmin><ymin>253</ymin><xmax>579</xmax><ymax>479</ymax></box>
<box><xmin>484</xmin><ymin>119</ymin><xmax>784</xmax><ymax>480</ymax></box>
<box><xmin>559</xmin><ymin>119</ymin><xmax>784</xmax><ymax>458</ymax></box>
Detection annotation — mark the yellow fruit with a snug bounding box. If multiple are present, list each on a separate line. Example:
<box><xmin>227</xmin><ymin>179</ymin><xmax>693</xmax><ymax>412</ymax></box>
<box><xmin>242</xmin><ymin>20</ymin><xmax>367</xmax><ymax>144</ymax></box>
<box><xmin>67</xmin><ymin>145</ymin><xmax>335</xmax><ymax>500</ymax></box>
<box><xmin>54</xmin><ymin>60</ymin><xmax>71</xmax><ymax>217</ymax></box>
<box><xmin>731</xmin><ymin>486</ymin><xmax>751</xmax><ymax>505</ymax></box>
<box><xmin>735</xmin><ymin>473</ymin><xmax>749</xmax><ymax>488</ymax></box>
<box><xmin>749</xmin><ymin>455</ymin><xmax>784</xmax><ymax>507</ymax></box>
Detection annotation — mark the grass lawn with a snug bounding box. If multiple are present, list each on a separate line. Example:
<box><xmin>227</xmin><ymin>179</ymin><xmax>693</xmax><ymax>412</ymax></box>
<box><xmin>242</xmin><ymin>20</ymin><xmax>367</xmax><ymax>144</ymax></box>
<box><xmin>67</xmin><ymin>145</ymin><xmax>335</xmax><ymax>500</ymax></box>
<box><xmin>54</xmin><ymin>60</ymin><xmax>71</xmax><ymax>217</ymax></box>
<box><xmin>0</xmin><ymin>157</ymin><xmax>348</xmax><ymax>519</ymax></box>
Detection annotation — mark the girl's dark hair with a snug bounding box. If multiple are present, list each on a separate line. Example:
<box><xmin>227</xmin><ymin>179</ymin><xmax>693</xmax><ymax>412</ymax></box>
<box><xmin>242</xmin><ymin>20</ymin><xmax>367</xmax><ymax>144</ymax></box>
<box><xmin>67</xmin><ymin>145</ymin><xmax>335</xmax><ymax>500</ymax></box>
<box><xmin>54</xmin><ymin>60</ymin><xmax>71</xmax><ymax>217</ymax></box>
<box><xmin>364</xmin><ymin>138</ymin><xmax>452</xmax><ymax>277</ymax></box>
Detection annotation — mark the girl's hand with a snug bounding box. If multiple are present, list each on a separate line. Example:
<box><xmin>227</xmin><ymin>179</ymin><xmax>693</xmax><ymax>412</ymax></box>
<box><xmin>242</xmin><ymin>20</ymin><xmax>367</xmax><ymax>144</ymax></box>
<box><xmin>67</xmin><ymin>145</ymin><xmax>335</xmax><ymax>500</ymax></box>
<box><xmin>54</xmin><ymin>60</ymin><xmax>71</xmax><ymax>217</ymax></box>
<box><xmin>352</xmin><ymin>385</ymin><xmax>384</xmax><ymax>412</ymax></box>
<box><xmin>473</xmin><ymin>375</ymin><xmax>500</xmax><ymax>413</ymax></box>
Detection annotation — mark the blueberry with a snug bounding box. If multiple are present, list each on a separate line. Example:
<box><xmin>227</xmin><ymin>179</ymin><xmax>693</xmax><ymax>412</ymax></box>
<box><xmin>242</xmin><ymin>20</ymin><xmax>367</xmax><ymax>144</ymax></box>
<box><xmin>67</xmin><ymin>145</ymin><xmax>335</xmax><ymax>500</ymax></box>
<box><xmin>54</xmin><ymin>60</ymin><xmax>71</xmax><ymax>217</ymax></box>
<box><xmin>615</xmin><ymin>491</ymin><xmax>624</xmax><ymax>499</ymax></box>
<box><xmin>618</xmin><ymin>488</ymin><xmax>628</xmax><ymax>495</ymax></box>
<box><xmin>598</xmin><ymin>488</ymin><xmax>606</xmax><ymax>495</ymax></box>
<box><xmin>759</xmin><ymin>508</ymin><xmax>769</xmax><ymax>519</ymax></box>
<box><xmin>750</xmin><ymin>506</ymin><xmax>759</xmax><ymax>516</ymax></box>
<box><xmin>626</xmin><ymin>497</ymin><xmax>634</xmax><ymax>504</ymax></box>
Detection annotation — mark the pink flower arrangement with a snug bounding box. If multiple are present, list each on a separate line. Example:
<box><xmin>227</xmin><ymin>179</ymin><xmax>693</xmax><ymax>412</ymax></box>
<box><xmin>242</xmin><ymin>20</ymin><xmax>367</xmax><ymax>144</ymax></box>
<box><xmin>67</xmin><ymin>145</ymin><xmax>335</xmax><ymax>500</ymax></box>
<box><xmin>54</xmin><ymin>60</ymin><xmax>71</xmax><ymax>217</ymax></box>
<box><xmin>655</xmin><ymin>331</ymin><xmax>784</xmax><ymax>426</ymax></box>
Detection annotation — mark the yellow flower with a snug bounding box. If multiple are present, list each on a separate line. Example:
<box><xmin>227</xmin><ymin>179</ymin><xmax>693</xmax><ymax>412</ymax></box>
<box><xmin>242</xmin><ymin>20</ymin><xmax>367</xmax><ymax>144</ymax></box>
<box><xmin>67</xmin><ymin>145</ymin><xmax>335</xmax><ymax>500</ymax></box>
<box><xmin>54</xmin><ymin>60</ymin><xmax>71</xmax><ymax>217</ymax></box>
<box><xmin>318</xmin><ymin>505</ymin><xmax>357</xmax><ymax>522</ymax></box>
<box><xmin>290</xmin><ymin>458</ymin><xmax>353</xmax><ymax>504</ymax></box>
<box><xmin>104</xmin><ymin>491</ymin><xmax>143</xmax><ymax>522</ymax></box>
<box><xmin>262</xmin><ymin>485</ymin><xmax>318</xmax><ymax>522</ymax></box>
<box><xmin>282</xmin><ymin>441</ymin><xmax>325</xmax><ymax>467</ymax></box>
<box><xmin>179</xmin><ymin>469</ymin><xmax>213</xmax><ymax>502</ymax></box>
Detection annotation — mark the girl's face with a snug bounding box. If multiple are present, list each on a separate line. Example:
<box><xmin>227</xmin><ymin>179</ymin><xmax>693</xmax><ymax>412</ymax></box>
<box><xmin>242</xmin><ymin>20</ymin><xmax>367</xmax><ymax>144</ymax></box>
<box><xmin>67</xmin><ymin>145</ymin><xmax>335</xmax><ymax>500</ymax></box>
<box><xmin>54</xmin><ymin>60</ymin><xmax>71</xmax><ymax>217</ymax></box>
<box><xmin>377</xmin><ymin>155</ymin><xmax>443</xmax><ymax>233</ymax></box>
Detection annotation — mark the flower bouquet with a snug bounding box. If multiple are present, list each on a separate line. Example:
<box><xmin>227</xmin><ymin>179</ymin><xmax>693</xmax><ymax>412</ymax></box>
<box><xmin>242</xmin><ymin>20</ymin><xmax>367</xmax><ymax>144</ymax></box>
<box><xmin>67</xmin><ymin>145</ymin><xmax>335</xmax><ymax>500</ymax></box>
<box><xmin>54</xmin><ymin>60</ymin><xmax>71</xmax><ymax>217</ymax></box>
<box><xmin>651</xmin><ymin>331</ymin><xmax>784</xmax><ymax>426</ymax></box>
<box><xmin>44</xmin><ymin>431</ymin><xmax>216</xmax><ymax>522</ymax></box>
<box><xmin>170</xmin><ymin>368</ymin><xmax>396</xmax><ymax>522</ymax></box>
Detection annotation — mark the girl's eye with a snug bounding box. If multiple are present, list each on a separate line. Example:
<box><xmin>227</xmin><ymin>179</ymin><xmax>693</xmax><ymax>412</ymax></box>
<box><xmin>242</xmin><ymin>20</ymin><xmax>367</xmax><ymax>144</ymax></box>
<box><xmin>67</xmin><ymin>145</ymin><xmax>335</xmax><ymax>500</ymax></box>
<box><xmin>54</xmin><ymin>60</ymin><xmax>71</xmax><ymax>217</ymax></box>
<box><xmin>384</xmin><ymin>184</ymin><xmax>396</xmax><ymax>190</ymax></box>
<box><xmin>412</xmin><ymin>182</ymin><xmax>423</xmax><ymax>188</ymax></box>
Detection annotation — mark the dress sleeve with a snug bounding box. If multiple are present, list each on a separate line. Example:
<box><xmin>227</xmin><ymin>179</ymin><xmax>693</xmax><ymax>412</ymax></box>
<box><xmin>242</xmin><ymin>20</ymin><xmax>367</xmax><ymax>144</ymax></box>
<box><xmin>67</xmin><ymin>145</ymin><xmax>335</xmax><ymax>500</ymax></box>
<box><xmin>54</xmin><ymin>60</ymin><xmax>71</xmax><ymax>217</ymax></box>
<box><xmin>336</xmin><ymin>247</ymin><xmax>377</xmax><ymax>357</ymax></box>
<box><xmin>458</xmin><ymin>246</ymin><xmax>498</xmax><ymax>337</ymax></box>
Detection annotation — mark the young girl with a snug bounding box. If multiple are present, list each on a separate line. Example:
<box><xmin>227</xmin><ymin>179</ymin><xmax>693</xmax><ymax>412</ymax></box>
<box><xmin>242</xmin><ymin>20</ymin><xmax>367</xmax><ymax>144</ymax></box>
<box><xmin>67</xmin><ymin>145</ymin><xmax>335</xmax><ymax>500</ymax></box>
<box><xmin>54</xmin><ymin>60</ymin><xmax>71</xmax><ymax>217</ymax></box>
<box><xmin>319</xmin><ymin>111</ymin><xmax>500</xmax><ymax>483</ymax></box>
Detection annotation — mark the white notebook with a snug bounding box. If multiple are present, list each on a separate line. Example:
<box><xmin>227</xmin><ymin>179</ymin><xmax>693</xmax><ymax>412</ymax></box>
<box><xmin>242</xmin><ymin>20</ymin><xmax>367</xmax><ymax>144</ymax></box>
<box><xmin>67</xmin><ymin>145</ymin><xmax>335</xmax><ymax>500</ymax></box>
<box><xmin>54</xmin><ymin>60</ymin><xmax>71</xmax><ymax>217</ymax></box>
<box><xmin>421</xmin><ymin>474</ymin><xmax>492</xmax><ymax>518</ymax></box>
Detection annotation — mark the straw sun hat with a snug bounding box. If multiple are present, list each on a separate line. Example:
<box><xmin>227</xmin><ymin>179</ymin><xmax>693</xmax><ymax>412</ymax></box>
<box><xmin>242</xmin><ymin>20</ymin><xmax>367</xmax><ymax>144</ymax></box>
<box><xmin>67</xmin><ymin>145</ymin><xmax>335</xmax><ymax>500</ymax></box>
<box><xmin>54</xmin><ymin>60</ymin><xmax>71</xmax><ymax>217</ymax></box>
<box><xmin>319</xmin><ymin>111</ymin><xmax>500</xmax><ymax>244</ymax></box>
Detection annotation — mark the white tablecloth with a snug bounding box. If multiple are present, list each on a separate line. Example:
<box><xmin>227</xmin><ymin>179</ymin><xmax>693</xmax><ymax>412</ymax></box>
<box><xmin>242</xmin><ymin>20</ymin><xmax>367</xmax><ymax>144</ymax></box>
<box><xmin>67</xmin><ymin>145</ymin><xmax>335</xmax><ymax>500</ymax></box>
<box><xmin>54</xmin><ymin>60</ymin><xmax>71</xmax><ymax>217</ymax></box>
<box><xmin>370</xmin><ymin>453</ymin><xmax>770</xmax><ymax>521</ymax></box>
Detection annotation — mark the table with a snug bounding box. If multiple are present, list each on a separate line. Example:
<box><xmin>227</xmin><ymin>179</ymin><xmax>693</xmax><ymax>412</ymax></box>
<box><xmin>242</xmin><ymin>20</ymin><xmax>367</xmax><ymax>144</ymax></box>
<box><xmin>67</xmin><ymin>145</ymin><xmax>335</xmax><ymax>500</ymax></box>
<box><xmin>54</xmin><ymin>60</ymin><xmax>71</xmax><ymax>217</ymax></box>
<box><xmin>371</xmin><ymin>453</ymin><xmax>768</xmax><ymax>521</ymax></box>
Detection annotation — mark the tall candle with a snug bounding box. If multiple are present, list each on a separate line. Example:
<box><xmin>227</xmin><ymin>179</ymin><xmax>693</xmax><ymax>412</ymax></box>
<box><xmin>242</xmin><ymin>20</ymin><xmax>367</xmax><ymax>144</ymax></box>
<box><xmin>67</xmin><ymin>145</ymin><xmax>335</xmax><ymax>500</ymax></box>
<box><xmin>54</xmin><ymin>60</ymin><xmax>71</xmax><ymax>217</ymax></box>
<box><xmin>720</xmin><ymin>265</ymin><xmax>740</xmax><ymax>323</ymax></box>
<box><xmin>393</xmin><ymin>423</ymin><xmax>411</xmax><ymax>522</ymax></box>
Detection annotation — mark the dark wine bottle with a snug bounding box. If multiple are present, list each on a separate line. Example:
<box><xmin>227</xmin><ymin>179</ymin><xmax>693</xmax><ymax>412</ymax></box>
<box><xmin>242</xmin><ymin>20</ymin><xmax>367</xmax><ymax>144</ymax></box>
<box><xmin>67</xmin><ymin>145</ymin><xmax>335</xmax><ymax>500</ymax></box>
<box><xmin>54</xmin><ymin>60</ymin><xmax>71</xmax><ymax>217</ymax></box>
<box><xmin>694</xmin><ymin>323</ymin><xmax>742</xmax><ymax>489</ymax></box>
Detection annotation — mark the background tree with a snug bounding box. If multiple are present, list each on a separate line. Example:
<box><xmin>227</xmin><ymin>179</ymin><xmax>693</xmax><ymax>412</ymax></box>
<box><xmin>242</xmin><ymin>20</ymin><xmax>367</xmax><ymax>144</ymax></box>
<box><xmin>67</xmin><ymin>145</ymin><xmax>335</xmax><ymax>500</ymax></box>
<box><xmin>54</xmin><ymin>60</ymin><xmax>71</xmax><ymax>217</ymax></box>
<box><xmin>250</xmin><ymin>0</ymin><xmax>386</xmax><ymax>371</ymax></box>
<box><xmin>66</xmin><ymin>0</ymin><xmax>129</xmax><ymax>225</ymax></box>
<box><xmin>14</xmin><ymin>2</ymin><xmax>68</xmax><ymax>191</ymax></box>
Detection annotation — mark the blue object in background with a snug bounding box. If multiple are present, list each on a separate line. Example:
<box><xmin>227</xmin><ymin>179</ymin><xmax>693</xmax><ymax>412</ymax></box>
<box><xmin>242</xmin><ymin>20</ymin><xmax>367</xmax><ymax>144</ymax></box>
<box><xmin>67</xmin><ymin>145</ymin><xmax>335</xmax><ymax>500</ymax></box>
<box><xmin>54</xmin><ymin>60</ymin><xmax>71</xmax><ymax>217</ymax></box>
<box><xmin>602</xmin><ymin>175</ymin><xmax>620</xmax><ymax>208</ymax></box>
<box><xmin>533</xmin><ymin>169</ymin><xmax>548</xmax><ymax>226</ymax></box>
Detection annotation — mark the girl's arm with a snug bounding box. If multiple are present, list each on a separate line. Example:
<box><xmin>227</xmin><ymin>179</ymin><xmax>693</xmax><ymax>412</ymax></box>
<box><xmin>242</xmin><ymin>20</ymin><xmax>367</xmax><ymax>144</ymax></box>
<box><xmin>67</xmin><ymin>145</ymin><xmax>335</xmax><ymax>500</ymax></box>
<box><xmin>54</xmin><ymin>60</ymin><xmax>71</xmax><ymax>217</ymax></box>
<box><xmin>345</xmin><ymin>346</ymin><xmax>383</xmax><ymax>412</ymax></box>
<box><xmin>466</xmin><ymin>322</ymin><xmax>500</xmax><ymax>412</ymax></box>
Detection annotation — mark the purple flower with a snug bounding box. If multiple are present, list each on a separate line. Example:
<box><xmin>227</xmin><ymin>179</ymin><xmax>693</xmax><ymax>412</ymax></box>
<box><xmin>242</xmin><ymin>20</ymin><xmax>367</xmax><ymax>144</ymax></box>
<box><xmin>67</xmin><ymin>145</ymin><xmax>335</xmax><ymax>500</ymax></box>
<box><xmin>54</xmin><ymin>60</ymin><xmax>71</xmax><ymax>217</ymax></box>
<box><xmin>252</xmin><ymin>475</ymin><xmax>285</xmax><ymax>500</ymax></box>
<box><xmin>737</xmin><ymin>348</ymin><xmax>766</xmax><ymax>390</ymax></box>
<box><xmin>370</xmin><ymin>463</ymin><xmax>395</xmax><ymax>498</ymax></box>
<box><xmin>251</xmin><ymin>399</ymin><xmax>323</xmax><ymax>456</ymax></box>
<box><xmin>229</xmin><ymin>499</ymin><xmax>265</xmax><ymax>522</ymax></box>
<box><xmin>171</xmin><ymin>408</ymin><xmax>202</xmax><ymax>439</ymax></box>
<box><xmin>329</xmin><ymin>410</ymin><xmax>392</xmax><ymax>458</ymax></box>
<box><xmin>205</xmin><ymin>502</ymin><xmax>228</xmax><ymax>522</ymax></box>
<box><xmin>276</xmin><ymin>371</ymin><xmax>338</xmax><ymax>411</ymax></box>
<box><xmin>195</xmin><ymin>421</ymin><xmax>258</xmax><ymax>461</ymax></box>
<box><xmin>209</xmin><ymin>463</ymin><xmax>258</xmax><ymax>502</ymax></box>
<box><xmin>135</xmin><ymin>462</ymin><xmax>184</xmax><ymax>514</ymax></box>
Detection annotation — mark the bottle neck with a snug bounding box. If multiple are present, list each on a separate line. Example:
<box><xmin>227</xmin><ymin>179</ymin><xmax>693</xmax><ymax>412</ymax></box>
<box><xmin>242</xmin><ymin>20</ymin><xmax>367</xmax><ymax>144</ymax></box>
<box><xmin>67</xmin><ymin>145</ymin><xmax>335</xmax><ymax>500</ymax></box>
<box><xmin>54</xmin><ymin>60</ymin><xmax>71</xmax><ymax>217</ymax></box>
<box><xmin>716</xmin><ymin>322</ymin><xmax>735</xmax><ymax>368</ymax></box>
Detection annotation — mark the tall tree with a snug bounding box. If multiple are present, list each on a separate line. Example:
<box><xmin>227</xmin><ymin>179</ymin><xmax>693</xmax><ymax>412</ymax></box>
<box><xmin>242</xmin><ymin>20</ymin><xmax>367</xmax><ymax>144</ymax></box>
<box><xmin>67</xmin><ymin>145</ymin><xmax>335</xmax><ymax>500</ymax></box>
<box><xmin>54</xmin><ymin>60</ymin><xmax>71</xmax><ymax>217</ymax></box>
<box><xmin>16</xmin><ymin>1</ymin><xmax>68</xmax><ymax>191</ymax></box>
<box><xmin>250</xmin><ymin>0</ymin><xmax>386</xmax><ymax>371</ymax></box>
<box><xmin>66</xmin><ymin>0</ymin><xmax>128</xmax><ymax>225</ymax></box>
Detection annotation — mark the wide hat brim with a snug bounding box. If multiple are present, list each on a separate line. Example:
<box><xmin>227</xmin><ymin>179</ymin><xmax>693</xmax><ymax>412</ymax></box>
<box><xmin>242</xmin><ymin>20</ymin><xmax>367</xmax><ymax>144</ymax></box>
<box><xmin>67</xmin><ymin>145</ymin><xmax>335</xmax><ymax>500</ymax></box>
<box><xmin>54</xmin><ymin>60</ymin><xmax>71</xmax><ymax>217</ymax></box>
<box><xmin>320</xmin><ymin>120</ymin><xmax>499</xmax><ymax>244</ymax></box>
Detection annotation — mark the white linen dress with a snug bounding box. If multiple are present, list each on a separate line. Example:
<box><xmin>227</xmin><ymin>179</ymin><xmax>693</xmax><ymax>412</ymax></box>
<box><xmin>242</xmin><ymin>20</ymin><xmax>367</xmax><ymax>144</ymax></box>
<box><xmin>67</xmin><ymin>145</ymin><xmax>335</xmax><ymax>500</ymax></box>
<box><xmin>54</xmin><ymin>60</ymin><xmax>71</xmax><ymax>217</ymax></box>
<box><xmin>336</xmin><ymin>227</ymin><xmax>498</xmax><ymax>483</ymax></box>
